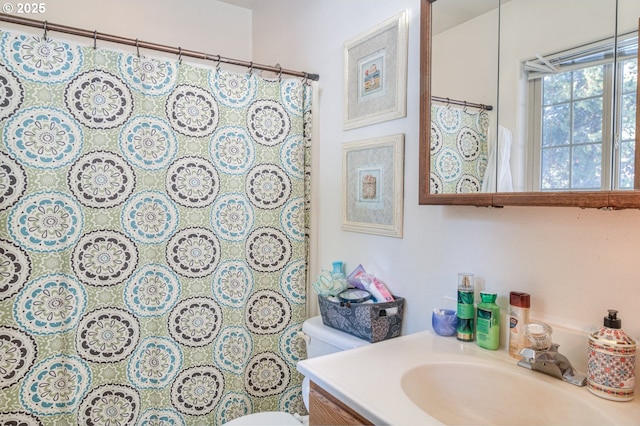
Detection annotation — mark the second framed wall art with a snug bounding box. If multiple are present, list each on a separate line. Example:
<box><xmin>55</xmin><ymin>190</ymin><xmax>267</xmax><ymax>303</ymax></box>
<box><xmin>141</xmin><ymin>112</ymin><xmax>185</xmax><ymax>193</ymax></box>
<box><xmin>342</xmin><ymin>134</ymin><xmax>405</xmax><ymax>238</ymax></box>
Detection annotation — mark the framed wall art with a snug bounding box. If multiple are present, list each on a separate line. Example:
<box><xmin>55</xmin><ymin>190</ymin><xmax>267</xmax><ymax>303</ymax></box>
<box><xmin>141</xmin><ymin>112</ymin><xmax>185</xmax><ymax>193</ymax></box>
<box><xmin>342</xmin><ymin>134</ymin><xmax>404</xmax><ymax>238</ymax></box>
<box><xmin>343</xmin><ymin>10</ymin><xmax>408</xmax><ymax>130</ymax></box>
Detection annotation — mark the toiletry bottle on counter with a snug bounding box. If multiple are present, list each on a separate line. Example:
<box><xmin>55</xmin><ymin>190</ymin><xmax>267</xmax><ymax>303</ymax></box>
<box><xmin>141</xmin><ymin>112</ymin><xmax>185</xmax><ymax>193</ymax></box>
<box><xmin>587</xmin><ymin>309</ymin><xmax>636</xmax><ymax>401</ymax></box>
<box><xmin>456</xmin><ymin>273</ymin><xmax>475</xmax><ymax>342</ymax></box>
<box><xmin>476</xmin><ymin>292</ymin><xmax>500</xmax><ymax>350</ymax></box>
<box><xmin>331</xmin><ymin>261</ymin><xmax>346</xmax><ymax>278</ymax></box>
<box><xmin>508</xmin><ymin>291</ymin><xmax>530</xmax><ymax>358</ymax></box>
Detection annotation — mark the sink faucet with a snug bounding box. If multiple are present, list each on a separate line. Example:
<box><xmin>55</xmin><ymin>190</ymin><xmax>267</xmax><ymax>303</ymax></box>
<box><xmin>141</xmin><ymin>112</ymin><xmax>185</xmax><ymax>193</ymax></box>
<box><xmin>517</xmin><ymin>344</ymin><xmax>587</xmax><ymax>387</ymax></box>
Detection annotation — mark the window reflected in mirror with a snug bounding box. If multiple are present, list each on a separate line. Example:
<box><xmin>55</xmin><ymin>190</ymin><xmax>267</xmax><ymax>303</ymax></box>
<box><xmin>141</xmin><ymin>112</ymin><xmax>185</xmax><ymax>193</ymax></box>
<box><xmin>528</xmin><ymin>34</ymin><xmax>638</xmax><ymax>192</ymax></box>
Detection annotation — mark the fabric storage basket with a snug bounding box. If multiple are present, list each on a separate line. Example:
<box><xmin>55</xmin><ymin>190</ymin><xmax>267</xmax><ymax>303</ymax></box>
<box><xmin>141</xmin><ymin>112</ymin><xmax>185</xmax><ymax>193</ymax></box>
<box><xmin>317</xmin><ymin>295</ymin><xmax>404</xmax><ymax>343</ymax></box>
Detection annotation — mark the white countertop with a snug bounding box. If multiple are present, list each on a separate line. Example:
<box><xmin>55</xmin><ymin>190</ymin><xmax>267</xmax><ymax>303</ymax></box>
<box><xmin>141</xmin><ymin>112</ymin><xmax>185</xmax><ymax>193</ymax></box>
<box><xmin>297</xmin><ymin>329</ymin><xmax>640</xmax><ymax>425</ymax></box>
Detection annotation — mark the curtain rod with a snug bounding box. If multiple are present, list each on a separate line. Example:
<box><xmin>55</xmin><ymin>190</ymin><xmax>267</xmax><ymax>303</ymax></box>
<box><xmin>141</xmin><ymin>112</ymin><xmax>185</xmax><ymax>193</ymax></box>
<box><xmin>432</xmin><ymin>96</ymin><xmax>493</xmax><ymax>111</ymax></box>
<box><xmin>0</xmin><ymin>13</ymin><xmax>320</xmax><ymax>81</ymax></box>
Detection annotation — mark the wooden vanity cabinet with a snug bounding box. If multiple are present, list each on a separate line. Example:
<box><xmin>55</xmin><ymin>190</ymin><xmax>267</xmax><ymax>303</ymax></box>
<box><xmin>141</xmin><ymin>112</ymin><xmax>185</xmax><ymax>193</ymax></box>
<box><xmin>309</xmin><ymin>381</ymin><xmax>373</xmax><ymax>425</ymax></box>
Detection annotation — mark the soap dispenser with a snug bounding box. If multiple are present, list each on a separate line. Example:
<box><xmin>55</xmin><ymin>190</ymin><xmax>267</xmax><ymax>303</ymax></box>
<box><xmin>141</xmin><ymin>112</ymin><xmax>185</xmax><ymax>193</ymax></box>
<box><xmin>587</xmin><ymin>309</ymin><xmax>636</xmax><ymax>401</ymax></box>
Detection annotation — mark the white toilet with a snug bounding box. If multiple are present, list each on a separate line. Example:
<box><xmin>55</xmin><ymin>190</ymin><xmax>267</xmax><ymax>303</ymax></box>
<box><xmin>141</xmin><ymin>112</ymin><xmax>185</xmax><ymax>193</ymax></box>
<box><xmin>224</xmin><ymin>316</ymin><xmax>370</xmax><ymax>425</ymax></box>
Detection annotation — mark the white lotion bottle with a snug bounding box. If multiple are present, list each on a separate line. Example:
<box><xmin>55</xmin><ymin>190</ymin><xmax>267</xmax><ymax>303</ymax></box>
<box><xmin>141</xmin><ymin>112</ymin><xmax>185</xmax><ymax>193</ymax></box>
<box><xmin>509</xmin><ymin>291</ymin><xmax>530</xmax><ymax>359</ymax></box>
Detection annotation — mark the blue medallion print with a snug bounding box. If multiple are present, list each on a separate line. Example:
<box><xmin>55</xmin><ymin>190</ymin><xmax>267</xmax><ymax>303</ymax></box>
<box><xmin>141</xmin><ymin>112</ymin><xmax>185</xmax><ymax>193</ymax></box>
<box><xmin>8</xmin><ymin>191</ymin><xmax>84</xmax><ymax>253</ymax></box>
<box><xmin>214</xmin><ymin>391</ymin><xmax>252</xmax><ymax>425</ymax></box>
<box><xmin>209</xmin><ymin>69</ymin><xmax>257</xmax><ymax>108</ymax></box>
<box><xmin>279</xmin><ymin>259</ymin><xmax>306</xmax><ymax>305</ymax></box>
<box><xmin>280</xmin><ymin>80</ymin><xmax>304</xmax><ymax>117</ymax></box>
<box><xmin>121</xmin><ymin>190</ymin><xmax>179</xmax><ymax>244</ymax></box>
<box><xmin>209</xmin><ymin>126</ymin><xmax>255</xmax><ymax>175</ymax></box>
<box><xmin>280</xmin><ymin>197</ymin><xmax>305</xmax><ymax>243</ymax></box>
<box><xmin>436</xmin><ymin>106</ymin><xmax>462</xmax><ymax>134</ymax></box>
<box><xmin>137</xmin><ymin>408</ymin><xmax>186</xmax><ymax>426</ymax></box>
<box><xmin>211</xmin><ymin>193</ymin><xmax>254</xmax><ymax>242</ymax></box>
<box><xmin>278</xmin><ymin>386</ymin><xmax>305</xmax><ymax>416</ymax></box>
<box><xmin>280</xmin><ymin>134</ymin><xmax>305</xmax><ymax>179</ymax></box>
<box><xmin>13</xmin><ymin>273</ymin><xmax>87</xmax><ymax>336</ymax></box>
<box><xmin>213</xmin><ymin>326</ymin><xmax>252</xmax><ymax>375</ymax></box>
<box><xmin>119</xmin><ymin>115</ymin><xmax>178</xmax><ymax>171</ymax></box>
<box><xmin>124</xmin><ymin>264</ymin><xmax>181</xmax><ymax>317</ymax></box>
<box><xmin>118</xmin><ymin>53</ymin><xmax>178</xmax><ymax>96</ymax></box>
<box><xmin>19</xmin><ymin>355</ymin><xmax>92</xmax><ymax>416</ymax></box>
<box><xmin>3</xmin><ymin>106</ymin><xmax>83</xmax><ymax>170</ymax></box>
<box><xmin>279</xmin><ymin>323</ymin><xmax>305</xmax><ymax>366</ymax></box>
<box><xmin>435</xmin><ymin>147</ymin><xmax>463</xmax><ymax>182</ymax></box>
<box><xmin>127</xmin><ymin>336</ymin><xmax>183</xmax><ymax>390</ymax></box>
<box><xmin>1</xmin><ymin>31</ymin><xmax>83</xmax><ymax>83</ymax></box>
<box><xmin>211</xmin><ymin>260</ymin><xmax>254</xmax><ymax>308</ymax></box>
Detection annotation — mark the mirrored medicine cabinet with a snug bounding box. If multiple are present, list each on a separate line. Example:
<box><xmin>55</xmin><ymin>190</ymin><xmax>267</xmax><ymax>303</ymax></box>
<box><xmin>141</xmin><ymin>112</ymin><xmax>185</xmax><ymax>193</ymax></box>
<box><xmin>419</xmin><ymin>0</ymin><xmax>640</xmax><ymax>208</ymax></box>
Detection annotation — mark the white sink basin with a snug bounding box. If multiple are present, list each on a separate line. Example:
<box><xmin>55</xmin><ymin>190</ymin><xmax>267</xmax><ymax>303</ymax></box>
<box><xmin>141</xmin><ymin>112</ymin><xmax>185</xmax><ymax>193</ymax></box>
<box><xmin>402</xmin><ymin>362</ymin><xmax>610</xmax><ymax>425</ymax></box>
<box><xmin>298</xmin><ymin>328</ymin><xmax>640</xmax><ymax>425</ymax></box>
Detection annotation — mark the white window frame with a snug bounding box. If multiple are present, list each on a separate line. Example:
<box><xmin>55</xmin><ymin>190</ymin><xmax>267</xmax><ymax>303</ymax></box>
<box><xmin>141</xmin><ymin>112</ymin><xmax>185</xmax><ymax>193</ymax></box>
<box><xmin>526</xmin><ymin>34</ymin><xmax>637</xmax><ymax>191</ymax></box>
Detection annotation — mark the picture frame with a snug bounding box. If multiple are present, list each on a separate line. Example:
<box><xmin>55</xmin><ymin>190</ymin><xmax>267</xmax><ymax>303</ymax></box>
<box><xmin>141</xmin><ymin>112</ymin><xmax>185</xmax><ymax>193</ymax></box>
<box><xmin>342</xmin><ymin>134</ymin><xmax>404</xmax><ymax>238</ymax></box>
<box><xmin>343</xmin><ymin>10</ymin><xmax>408</xmax><ymax>130</ymax></box>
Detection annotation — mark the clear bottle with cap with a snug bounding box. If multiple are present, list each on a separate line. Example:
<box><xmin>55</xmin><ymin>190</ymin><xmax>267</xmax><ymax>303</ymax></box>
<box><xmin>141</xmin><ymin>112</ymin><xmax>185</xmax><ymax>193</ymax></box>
<box><xmin>508</xmin><ymin>291</ymin><xmax>530</xmax><ymax>359</ymax></box>
<box><xmin>587</xmin><ymin>309</ymin><xmax>636</xmax><ymax>401</ymax></box>
<box><xmin>476</xmin><ymin>292</ymin><xmax>500</xmax><ymax>350</ymax></box>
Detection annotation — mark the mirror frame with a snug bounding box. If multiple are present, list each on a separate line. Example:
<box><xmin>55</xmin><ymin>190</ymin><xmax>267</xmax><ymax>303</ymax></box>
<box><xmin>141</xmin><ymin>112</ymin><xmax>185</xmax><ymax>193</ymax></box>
<box><xmin>419</xmin><ymin>0</ymin><xmax>640</xmax><ymax>208</ymax></box>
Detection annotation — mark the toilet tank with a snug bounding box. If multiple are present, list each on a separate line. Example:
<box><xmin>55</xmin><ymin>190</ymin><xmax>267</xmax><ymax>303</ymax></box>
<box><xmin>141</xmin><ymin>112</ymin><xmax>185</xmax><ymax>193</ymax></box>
<box><xmin>302</xmin><ymin>316</ymin><xmax>370</xmax><ymax>359</ymax></box>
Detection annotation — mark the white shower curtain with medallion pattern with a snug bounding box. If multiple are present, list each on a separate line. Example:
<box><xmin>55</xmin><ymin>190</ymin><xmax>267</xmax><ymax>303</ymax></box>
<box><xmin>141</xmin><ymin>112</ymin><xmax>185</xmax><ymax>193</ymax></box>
<box><xmin>0</xmin><ymin>27</ymin><xmax>311</xmax><ymax>425</ymax></box>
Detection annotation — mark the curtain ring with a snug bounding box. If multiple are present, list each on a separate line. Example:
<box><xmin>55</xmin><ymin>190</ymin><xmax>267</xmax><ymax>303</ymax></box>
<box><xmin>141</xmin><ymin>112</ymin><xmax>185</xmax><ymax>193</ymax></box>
<box><xmin>178</xmin><ymin>47</ymin><xmax>182</xmax><ymax>65</ymax></box>
<box><xmin>277</xmin><ymin>64</ymin><xmax>283</xmax><ymax>82</ymax></box>
<box><xmin>216</xmin><ymin>55</ymin><xmax>221</xmax><ymax>71</ymax></box>
<box><xmin>247</xmin><ymin>61</ymin><xmax>253</xmax><ymax>75</ymax></box>
<box><xmin>93</xmin><ymin>30</ymin><xmax>98</xmax><ymax>50</ymax></box>
<box><xmin>135</xmin><ymin>38</ymin><xmax>140</xmax><ymax>57</ymax></box>
<box><xmin>43</xmin><ymin>21</ymin><xmax>48</xmax><ymax>41</ymax></box>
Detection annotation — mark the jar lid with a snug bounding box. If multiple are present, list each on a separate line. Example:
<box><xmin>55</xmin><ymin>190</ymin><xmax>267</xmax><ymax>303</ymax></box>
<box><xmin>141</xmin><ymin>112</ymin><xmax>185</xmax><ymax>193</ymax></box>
<box><xmin>338</xmin><ymin>288</ymin><xmax>372</xmax><ymax>304</ymax></box>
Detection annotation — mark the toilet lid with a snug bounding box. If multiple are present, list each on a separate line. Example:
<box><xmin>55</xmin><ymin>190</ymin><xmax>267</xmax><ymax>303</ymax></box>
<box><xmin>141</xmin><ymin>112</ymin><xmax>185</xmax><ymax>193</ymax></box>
<box><xmin>223</xmin><ymin>411</ymin><xmax>302</xmax><ymax>425</ymax></box>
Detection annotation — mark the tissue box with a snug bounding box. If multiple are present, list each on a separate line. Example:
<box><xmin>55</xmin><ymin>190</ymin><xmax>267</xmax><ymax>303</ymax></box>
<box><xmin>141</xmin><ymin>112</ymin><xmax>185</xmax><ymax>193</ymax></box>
<box><xmin>317</xmin><ymin>295</ymin><xmax>404</xmax><ymax>343</ymax></box>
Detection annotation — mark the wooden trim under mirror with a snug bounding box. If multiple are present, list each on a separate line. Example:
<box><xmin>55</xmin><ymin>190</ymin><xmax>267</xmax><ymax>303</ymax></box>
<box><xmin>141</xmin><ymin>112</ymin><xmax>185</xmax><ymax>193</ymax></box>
<box><xmin>419</xmin><ymin>0</ymin><xmax>640</xmax><ymax>209</ymax></box>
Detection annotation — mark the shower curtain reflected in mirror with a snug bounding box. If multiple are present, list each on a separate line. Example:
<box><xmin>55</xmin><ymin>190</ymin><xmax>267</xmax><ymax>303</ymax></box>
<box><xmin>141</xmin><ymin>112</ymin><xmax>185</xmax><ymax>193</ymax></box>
<box><xmin>0</xmin><ymin>28</ymin><xmax>311</xmax><ymax>425</ymax></box>
<box><xmin>430</xmin><ymin>104</ymin><xmax>490</xmax><ymax>193</ymax></box>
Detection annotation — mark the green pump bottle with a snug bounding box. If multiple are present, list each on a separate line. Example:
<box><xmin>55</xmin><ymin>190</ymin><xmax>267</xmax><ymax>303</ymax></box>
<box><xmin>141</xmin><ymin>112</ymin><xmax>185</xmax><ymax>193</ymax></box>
<box><xmin>476</xmin><ymin>292</ymin><xmax>500</xmax><ymax>350</ymax></box>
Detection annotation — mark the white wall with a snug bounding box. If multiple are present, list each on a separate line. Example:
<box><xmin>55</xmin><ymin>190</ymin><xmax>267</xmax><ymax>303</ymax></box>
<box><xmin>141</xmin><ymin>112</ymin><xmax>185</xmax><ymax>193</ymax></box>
<box><xmin>252</xmin><ymin>0</ymin><xmax>640</xmax><ymax>372</ymax></box>
<box><xmin>12</xmin><ymin>0</ymin><xmax>252</xmax><ymax>61</ymax></box>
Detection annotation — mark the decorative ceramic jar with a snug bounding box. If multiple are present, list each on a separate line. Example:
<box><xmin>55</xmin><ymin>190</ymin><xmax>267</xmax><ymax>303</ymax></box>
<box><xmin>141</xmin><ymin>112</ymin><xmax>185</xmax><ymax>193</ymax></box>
<box><xmin>587</xmin><ymin>309</ymin><xmax>636</xmax><ymax>401</ymax></box>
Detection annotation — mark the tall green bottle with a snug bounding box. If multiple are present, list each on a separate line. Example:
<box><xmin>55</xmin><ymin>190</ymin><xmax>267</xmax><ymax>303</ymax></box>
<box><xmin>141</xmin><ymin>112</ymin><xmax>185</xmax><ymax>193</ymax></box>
<box><xmin>476</xmin><ymin>292</ymin><xmax>500</xmax><ymax>350</ymax></box>
<box><xmin>456</xmin><ymin>273</ymin><xmax>475</xmax><ymax>341</ymax></box>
